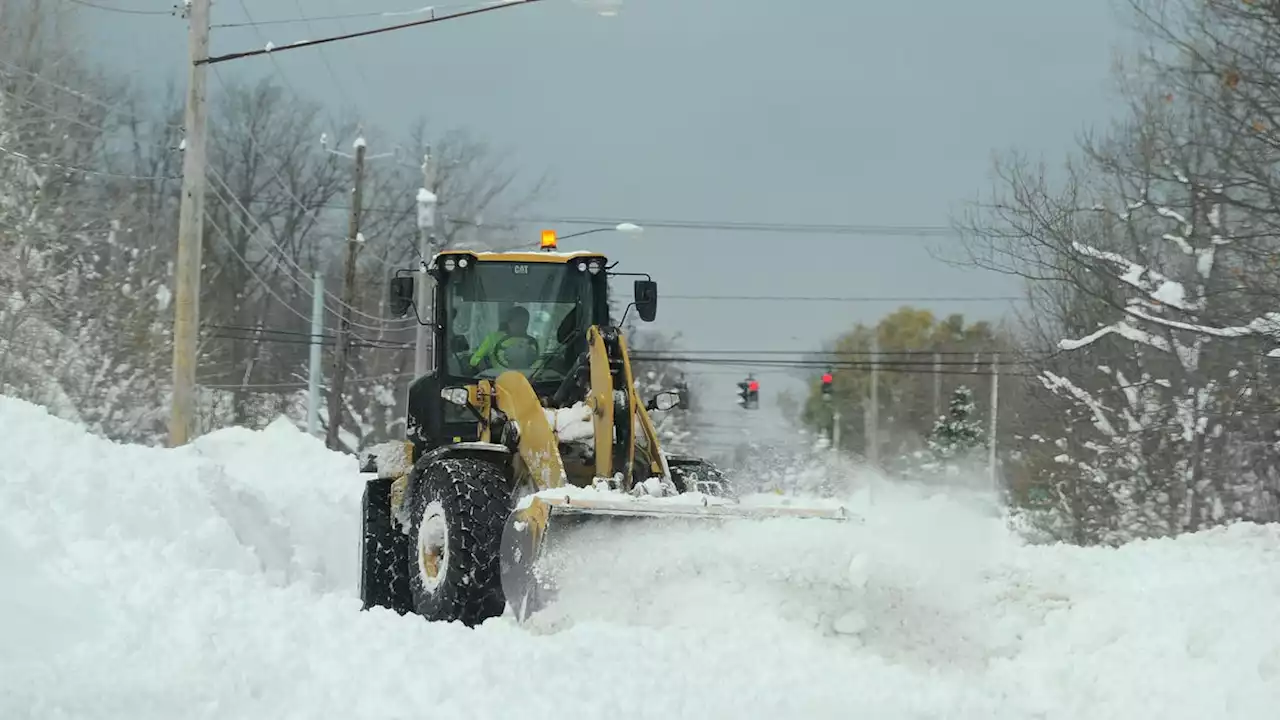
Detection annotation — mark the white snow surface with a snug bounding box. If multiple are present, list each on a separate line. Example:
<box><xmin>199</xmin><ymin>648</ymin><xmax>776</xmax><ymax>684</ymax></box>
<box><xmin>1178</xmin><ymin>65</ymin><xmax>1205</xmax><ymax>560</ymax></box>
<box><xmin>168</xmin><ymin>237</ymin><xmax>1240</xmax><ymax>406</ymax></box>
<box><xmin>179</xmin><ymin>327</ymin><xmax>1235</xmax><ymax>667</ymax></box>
<box><xmin>3</xmin><ymin>395</ymin><xmax>1280</xmax><ymax>719</ymax></box>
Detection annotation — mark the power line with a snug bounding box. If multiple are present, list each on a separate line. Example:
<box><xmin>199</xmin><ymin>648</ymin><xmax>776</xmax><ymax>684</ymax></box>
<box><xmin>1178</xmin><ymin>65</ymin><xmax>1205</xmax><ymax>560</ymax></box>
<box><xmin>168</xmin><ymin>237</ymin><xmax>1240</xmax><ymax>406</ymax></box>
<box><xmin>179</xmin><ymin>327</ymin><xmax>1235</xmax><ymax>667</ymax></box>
<box><xmin>233</xmin><ymin>0</ymin><xmax>355</xmax><ymax>119</ymax></box>
<box><xmin>663</xmin><ymin>294</ymin><xmax>1020</xmax><ymax>303</ymax></box>
<box><xmin>298</xmin><ymin>206</ymin><xmax>960</xmax><ymax>237</ymax></box>
<box><xmin>204</xmin><ymin>153</ymin><xmax>413</xmax><ymax>333</ymax></box>
<box><xmin>631</xmin><ymin>355</ymin><xmax>1031</xmax><ymax>369</ymax></box>
<box><xmin>0</xmin><ymin>56</ymin><xmax>183</xmax><ymax>130</ymax></box>
<box><xmin>210</xmin><ymin>3</ymin><xmax>469</xmax><ymax>28</ymax></box>
<box><xmin>0</xmin><ymin>144</ymin><xmax>180</xmax><ymax>181</ymax></box>
<box><xmin>195</xmin><ymin>332</ymin><xmax>1032</xmax><ymax>372</ymax></box>
<box><xmin>62</xmin><ymin>0</ymin><xmax>177</xmax><ymax>16</ymax></box>
<box><xmin>523</xmin><ymin>216</ymin><xmax>956</xmax><ymax>237</ymax></box>
<box><xmin>199</xmin><ymin>0</ymin><xmax>544</xmax><ymax>65</ymax></box>
<box><xmin>634</xmin><ymin>348</ymin><xmax>1037</xmax><ymax>357</ymax></box>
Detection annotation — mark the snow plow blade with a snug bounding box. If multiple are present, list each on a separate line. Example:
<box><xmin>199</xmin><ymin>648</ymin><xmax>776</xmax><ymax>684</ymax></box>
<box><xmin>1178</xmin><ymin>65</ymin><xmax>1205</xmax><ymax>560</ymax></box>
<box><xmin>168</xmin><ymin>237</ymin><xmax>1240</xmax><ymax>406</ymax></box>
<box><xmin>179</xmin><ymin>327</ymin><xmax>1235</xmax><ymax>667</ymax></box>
<box><xmin>526</xmin><ymin>492</ymin><xmax>851</xmax><ymax>520</ymax></box>
<box><xmin>499</xmin><ymin>490</ymin><xmax>852</xmax><ymax>620</ymax></box>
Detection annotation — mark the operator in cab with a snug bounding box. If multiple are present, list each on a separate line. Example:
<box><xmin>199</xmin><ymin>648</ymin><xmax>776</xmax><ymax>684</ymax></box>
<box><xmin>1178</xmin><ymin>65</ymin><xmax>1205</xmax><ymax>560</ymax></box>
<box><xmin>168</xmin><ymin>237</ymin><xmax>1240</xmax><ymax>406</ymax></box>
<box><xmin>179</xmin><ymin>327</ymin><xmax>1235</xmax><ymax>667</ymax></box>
<box><xmin>468</xmin><ymin>305</ymin><xmax>540</xmax><ymax>372</ymax></box>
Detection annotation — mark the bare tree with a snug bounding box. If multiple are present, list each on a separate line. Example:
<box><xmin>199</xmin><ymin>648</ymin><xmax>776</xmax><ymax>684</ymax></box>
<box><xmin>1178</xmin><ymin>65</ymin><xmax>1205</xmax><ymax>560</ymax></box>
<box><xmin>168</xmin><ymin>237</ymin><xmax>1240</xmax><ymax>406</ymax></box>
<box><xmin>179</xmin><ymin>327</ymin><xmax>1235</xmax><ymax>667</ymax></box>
<box><xmin>198</xmin><ymin>76</ymin><xmax>354</xmax><ymax>426</ymax></box>
<box><xmin>953</xmin><ymin>15</ymin><xmax>1280</xmax><ymax>542</ymax></box>
<box><xmin>0</xmin><ymin>1</ymin><xmax>183</xmax><ymax>442</ymax></box>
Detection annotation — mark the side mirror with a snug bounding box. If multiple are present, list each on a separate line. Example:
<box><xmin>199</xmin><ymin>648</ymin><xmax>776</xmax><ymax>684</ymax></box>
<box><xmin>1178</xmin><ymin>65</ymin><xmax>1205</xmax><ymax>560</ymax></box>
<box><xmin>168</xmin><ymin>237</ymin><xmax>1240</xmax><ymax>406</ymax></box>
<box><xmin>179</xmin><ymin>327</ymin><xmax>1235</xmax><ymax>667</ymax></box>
<box><xmin>389</xmin><ymin>276</ymin><xmax>415</xmax><ymax>318</ymax></box>
<box><xmin>646</xmin><ymin>390</ymin><xmax>680</xmax><ymax>412</ymax></box>
<box><xmin>634</xmin><ymin>279</ymin><xmax>657</xmax><ymax>322</ymax></box>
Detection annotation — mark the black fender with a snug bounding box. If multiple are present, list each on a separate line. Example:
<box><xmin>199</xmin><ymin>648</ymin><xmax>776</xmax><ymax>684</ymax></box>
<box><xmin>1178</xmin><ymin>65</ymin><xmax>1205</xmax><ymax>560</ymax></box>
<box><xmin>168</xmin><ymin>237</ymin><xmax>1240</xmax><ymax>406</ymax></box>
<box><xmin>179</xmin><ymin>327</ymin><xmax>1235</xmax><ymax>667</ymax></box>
<box><xmin>408</xmin><ymin>441</ymin><xmax>514</xmax><ymax>493</ymax></box>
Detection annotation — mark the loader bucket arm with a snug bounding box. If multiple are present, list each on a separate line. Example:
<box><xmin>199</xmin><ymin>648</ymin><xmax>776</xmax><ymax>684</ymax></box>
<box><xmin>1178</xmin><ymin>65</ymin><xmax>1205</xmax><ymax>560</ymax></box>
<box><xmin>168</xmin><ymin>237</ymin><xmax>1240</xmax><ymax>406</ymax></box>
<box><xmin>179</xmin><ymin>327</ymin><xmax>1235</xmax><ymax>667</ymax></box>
<box><xmin>614</xmin><ymin>333</ymin><xmax>665</xmax><ymax>483</ymax></box>
<box><xmin>586</xmin><ymin>326</ymin><xmax>614</xmax><ymax>480</ymax></box>
<box><xmin>494</xmin><ymin>370</ymin><xmax>567</xmax><ymax>492</ymax></box>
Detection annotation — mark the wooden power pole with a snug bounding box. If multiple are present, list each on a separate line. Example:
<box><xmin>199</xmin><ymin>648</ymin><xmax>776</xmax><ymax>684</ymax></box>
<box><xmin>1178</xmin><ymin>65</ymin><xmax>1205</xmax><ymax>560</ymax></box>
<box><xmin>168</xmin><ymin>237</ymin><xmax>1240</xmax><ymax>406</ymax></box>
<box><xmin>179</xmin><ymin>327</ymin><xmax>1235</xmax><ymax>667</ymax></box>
<box><xmin>168</xmin><ymin>0</ymin><xmax>211</xmax><ymax>447</ymax></box>
<box><xmin>325</xmin><ymin>138</ymin><xmax>368</xmax><ymax>450</ymax></box>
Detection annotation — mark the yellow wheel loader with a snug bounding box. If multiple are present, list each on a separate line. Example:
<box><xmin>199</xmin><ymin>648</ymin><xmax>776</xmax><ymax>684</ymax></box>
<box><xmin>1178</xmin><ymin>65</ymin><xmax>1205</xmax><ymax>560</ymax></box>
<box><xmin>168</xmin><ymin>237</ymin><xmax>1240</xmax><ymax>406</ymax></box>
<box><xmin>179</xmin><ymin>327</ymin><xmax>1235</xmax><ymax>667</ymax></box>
<box><xmin>357</xmin><ymin>237</ymin><xmax>848</xmax><ymax>626</ymax></box>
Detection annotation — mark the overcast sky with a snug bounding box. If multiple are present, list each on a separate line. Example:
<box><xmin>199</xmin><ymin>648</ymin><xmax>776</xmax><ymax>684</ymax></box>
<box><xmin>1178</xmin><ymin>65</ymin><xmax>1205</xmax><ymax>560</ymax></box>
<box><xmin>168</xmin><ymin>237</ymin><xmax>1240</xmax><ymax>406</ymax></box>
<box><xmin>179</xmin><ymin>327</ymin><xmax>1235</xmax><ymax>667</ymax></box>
<box><xmin>85</xmin><ymin>0</ymin><xmax>1128</xmax><ymax>446</ymax></box>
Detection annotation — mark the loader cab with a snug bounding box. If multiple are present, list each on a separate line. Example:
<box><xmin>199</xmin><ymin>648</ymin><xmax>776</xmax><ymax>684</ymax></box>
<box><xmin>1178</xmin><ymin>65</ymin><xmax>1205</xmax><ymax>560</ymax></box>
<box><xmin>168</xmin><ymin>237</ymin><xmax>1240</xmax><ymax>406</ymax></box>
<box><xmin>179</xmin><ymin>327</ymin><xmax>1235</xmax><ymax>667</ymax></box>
<box><xmin>393</xmin><ymin>250</ymin><xmax>618</xmax><ymax>458</ymax></box>
<box><xmin>434</xmin><ymin>252</ymin><xmax>610</xmax><ymax>386</ymax></box>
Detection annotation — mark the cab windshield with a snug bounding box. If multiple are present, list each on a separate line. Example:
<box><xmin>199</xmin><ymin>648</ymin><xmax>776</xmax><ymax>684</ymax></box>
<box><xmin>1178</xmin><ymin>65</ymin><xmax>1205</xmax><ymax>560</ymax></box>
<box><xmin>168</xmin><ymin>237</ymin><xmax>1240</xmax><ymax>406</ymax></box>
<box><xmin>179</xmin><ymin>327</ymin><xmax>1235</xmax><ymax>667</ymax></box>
<box><xmin>442</xmin><ymin>260</ymin><xmax>593</xmax><ymax>382</ymax></box>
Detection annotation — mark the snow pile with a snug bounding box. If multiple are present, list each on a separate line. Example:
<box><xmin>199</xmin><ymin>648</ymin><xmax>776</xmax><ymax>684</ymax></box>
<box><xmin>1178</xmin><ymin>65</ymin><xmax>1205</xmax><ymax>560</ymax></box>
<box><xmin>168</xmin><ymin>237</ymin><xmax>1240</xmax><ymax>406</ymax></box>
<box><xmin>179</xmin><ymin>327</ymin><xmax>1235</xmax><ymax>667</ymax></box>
<box><xmin>3</xmin><ymin>395</ymin><xmax>1279</xmax><ymax>719</ymax></box>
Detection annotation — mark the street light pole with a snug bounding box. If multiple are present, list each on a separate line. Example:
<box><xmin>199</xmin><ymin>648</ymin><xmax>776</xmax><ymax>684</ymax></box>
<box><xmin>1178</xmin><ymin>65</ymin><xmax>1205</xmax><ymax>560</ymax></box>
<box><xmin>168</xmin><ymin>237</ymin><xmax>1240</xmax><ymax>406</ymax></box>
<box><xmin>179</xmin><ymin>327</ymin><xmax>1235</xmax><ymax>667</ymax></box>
<box><xmin>555</xmin><ymin>223</ymin><xmax>643</xmax><ymax>241</ymax></box>
<box><xmin>414</xmin><ymin>153</ymin><xmax>438</xmax><ymax>379</ymax></box>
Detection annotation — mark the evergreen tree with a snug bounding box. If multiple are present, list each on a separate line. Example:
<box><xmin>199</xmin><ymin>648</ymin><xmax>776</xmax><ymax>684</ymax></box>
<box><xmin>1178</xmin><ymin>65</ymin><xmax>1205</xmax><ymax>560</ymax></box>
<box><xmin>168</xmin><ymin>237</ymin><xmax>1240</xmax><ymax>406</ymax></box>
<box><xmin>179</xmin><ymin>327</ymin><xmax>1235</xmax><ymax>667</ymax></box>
<box><xmin>926</xmin><ymin>386</ymin><xmax>985</xmax><ymax>459</ymax></box>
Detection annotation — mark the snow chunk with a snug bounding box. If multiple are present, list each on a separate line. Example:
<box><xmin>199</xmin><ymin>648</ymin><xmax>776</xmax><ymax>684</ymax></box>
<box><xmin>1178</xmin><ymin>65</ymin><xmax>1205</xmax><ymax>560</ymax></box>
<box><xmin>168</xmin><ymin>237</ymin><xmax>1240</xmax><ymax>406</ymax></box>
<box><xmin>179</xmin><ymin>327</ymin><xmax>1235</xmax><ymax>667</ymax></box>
<box><xmin>362</xmin><ymin>440</ymin><xmax>412</xmax><ymax>479</ymax></box>
<box><xmin>1150</xmin><ymin>279</ymin><xmax>1187</xmax><ymax>308</ymax></box>
<box><xmin>544</xmin><ymin>401</ymin><xmax>594</xmax><ymax>442</ymax></box>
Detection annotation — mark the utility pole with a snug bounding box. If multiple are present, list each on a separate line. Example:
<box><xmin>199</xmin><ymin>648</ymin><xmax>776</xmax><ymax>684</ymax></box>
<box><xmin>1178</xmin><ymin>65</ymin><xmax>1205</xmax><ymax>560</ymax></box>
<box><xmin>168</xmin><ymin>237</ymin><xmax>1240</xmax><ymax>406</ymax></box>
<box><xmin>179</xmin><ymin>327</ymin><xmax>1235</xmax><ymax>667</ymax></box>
<box><xmin>867</xmin><ymin>336</ymin><xmax>879</xmax><ymax>467</ymax></box>
<box><xmin>414</xmin><ymin>152</ymin><xmax>438</xmax><ymax>378</ymax></box>
<box><xmin>167</xmin><ymin>0</ymin><xmax>211</xmax><ymax>447</ymax></box>
<box><xmin>932</xmin><ymin>351</ymin><xmax>942</xmax><ymax>419</ymax></box>
<box><xmin>325</xmin><ymin>137</ymin><xmax>368</xmax><ymax>451</ymax></box>
<box><xmin>832</xmin><ymin>409</ymin><xmax>841</xmax><ymax>452</ymax></box>
<box><xmin>306</xmin><ymin>271</ymin><xmax>325</xmax><ymax>435</ymax></box>
<box><xmin>988</xmin><ymin>351</ymin><xmax>1000</xmax><ymax>494</ymax></box>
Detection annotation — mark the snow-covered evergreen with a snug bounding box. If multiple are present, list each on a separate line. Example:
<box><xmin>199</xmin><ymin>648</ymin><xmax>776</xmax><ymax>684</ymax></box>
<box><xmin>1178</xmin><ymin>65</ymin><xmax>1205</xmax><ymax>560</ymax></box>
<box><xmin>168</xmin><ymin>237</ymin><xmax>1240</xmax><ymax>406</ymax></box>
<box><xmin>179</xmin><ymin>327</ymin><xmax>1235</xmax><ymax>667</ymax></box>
<box><xmin>926</xmin><ymin>386</ymin><xmax>985</xmax><ymax>460</ymax></box>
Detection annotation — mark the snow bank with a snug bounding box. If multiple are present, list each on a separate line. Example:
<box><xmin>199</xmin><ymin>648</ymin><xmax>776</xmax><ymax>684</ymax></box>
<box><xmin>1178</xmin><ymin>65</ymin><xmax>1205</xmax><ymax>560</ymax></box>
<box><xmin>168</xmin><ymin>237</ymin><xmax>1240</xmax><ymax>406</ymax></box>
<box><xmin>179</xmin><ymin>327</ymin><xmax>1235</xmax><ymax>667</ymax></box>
<box><xmin>2</xmin><ymin>395</ymin><xmax>1279</xmax><ymax>719</ymax></box>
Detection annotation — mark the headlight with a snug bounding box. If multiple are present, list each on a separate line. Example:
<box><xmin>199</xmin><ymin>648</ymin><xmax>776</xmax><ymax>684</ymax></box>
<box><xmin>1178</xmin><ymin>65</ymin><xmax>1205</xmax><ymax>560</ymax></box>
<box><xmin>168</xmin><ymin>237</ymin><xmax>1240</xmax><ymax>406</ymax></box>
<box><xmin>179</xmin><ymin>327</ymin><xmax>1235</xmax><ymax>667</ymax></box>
<box><xmin>443</xmin><ymin>258</ymin><xmax>456</xmax><ymax>271</ymax></box>
<box><xmin>577</xmin><ymin>261</ymin><xmax>587</xmax><ymax>272</ymax></box>
<box><xmin>457</xmin><ymin>257</ymin><xmax>469</xmax><ymax>268</ymax></box>
<box><xmin>588</xmin><ymin>260</ymin><xmax>601</xmax><ymax>275</ymax></box>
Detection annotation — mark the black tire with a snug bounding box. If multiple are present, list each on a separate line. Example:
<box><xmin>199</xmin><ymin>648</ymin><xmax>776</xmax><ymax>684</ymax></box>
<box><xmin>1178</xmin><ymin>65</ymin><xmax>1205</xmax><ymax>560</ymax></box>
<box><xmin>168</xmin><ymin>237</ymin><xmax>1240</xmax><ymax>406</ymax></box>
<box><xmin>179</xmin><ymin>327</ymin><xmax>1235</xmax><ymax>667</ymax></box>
<box><xmin>668</xmin><ymin>458</ymin><xmax>734</xmax><ymax>498</ymax></box>
<box><xmin>359</xmin><ymin>478</ymin><xmax>412</xmax><ymax>614</ymax></box>
<box><xmin>407</xmin><ymin>457</ymin><xmax>512</xmax><ymax>627</ymax></box>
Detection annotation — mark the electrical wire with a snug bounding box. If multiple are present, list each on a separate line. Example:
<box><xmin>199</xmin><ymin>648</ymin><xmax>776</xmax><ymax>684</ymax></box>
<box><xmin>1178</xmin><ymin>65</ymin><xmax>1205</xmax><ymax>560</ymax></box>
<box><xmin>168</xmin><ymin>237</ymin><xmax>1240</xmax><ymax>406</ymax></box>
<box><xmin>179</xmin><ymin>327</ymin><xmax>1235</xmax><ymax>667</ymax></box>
<box><xmin>199</xmin><ymin>0</ymin><xmax>545</xmax><ymax>65</ymax></box>
<box><xmin>663</xmin><ymin>294</ymin><xmax>1021</xmax><ymax>303</ymax></box>
<box><xmin>204</xmin><ymin>164</ymin><xmax>414</xmax><ymax>333</ymax></box>
<box><xmin>0</xmin><ymin>144</ymin><xmax>180</xmax><ymax>181</ymax></box>
<box><xmin>0</xmin><ymin>87</ymin><xmax>180</xmax><ymax>183</ymax></box>
<box><xmin>62</xmin><ymin>0</ymin><xmax>177</xmax><ymax>16</ymax></box>
<box><xmin>210</xmin><ymin>2</ymin><xmax>488</xmax><ymax>28</ymax></box>
<box><xmin>197</xmin><ymin>371</ymin><xmax>413</xmax><ymax>390</ymax></box>
<box><xmin>233</xmin><ymin>0</ymin><xmax>356</xmax><ymax>120</ymax></box>
<box><xmin>522</xmin><ymin>216</ymin><xmax>957</xmax><ymax>237</ymax></box>
<box><xmin>632</xmin><ymin>348</ymin><xmax>1041</xmax><ymax>357</ymax></box>
<box><xmin>196</xmin><ymin>331</ymin><xmax>1036</xmax><ymax>376</ymax></box>
<box><xmin>311</xmin><ymin>206</ymin><xmax>962</xmax><ymax>238</ymax></box>
<box><xmin>1</xmin><ymin>85</ymin><xmax>126</xmax><ymax>136</ymax></box>
<box><xmin>204</xmin><ymin>64</ymin><xmax>412</xmax><ymax>329</ymax></box>
<box><xmin>659</xmin><ymin>355</ymin><xmax>1027</xmax><ymax>366</ymax></box>
<box><xmin>202</xmin><ymin>206</ymin><xmax>320</xmax><ymax>328</ymax></box>
<box><xmin>0</xmin><ymin>56</ymin><xmax>179</xmax><ymax>129</ymax></box>
<box><xmin>4</xmin><ymin>60</ymin><xmax>413</xmax><ymax>337</ymax></box>
<box><xmin>202</xmin><ymin>323</ymin><xmax>411</xmax><ymax>349</ymax></box>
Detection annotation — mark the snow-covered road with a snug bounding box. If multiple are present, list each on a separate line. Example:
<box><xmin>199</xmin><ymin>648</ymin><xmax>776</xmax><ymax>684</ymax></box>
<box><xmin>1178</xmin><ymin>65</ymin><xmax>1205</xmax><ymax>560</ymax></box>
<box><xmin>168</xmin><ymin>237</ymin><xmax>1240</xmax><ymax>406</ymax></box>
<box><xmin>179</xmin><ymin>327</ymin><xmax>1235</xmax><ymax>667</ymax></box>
<box><xmin>3</xmin><ymin>395</ymin><xmax>1278</xmax><ymax>719</ymax></box>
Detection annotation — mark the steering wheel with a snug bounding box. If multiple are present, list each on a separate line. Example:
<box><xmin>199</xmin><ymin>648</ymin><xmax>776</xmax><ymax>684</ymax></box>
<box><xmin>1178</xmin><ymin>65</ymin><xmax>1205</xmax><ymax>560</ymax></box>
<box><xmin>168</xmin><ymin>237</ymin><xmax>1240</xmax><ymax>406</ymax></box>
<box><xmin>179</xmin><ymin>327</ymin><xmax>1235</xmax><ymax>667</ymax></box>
<box><xmin>495</xmin><ymin>335</ymin><xmax>539</xmax><ymax>369</ymax></box>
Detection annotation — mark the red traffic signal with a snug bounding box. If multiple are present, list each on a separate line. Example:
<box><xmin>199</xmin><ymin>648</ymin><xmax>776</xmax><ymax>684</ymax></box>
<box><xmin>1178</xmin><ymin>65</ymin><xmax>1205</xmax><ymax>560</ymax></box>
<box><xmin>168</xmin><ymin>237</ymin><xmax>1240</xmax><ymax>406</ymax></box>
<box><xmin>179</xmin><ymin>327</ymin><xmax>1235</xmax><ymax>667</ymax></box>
<box><xmin>748</xmin><ymin>380</ymin><xmax>759</xmax><ymax>392</ymax></box>
<box><xmin>821</xmin><ymin>372</ymin><xmax>833</xmax><ymax>385</ymax></box>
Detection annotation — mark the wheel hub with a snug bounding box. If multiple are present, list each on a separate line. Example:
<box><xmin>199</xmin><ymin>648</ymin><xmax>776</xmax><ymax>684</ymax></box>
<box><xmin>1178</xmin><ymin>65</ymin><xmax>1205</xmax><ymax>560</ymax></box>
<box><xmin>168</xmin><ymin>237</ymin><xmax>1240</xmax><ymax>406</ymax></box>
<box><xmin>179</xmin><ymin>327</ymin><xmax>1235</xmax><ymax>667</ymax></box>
<box><xmin>417</xmin><ymin>501</ymin><xmax>448</xmax><ymax>593</ymax></box>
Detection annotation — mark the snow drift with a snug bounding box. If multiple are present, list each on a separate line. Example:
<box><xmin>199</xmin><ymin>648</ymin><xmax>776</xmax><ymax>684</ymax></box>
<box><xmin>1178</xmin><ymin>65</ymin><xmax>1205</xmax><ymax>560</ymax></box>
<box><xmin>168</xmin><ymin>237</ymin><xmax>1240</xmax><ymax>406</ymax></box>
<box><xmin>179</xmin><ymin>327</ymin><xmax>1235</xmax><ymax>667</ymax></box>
<box><xmin>2</xmin><ymin>395</ymin><xmax>1279</xmax><ymax>719</ymax></box>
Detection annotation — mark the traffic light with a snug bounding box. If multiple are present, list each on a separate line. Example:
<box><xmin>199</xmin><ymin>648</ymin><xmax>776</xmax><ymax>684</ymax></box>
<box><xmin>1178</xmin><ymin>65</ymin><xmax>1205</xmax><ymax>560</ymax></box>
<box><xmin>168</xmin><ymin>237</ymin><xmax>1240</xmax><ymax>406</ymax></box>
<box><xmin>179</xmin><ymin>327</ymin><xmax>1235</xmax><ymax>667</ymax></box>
<box><xmin>736</xmin><ymin>379</ymin><xmax>751</xmax><ymax>408</ymax></box>
<box><xmin>821</xmin><ymin>371</ymin><xmax>833</xmax><ymax>400</ymax></box>
<box><xmin>748</xmin><ymin>378</ymin><xmax>760</xmax><ymax>409</ymax></box>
